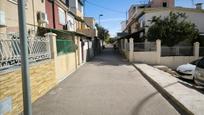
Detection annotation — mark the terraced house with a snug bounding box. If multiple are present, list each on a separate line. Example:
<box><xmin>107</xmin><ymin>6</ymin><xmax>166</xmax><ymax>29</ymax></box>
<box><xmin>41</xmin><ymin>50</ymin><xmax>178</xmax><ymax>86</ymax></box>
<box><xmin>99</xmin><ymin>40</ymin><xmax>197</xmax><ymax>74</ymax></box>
<box><xmin>0</xmin><ymin>0</ymin><xmax>47</xmax><ymax>35</ymax></box>
<box><xmin>0</xmin><ymin>0</ymin><xmax>100</xmax><ymax>115</ymax></box>
<box><xmin>122</xmin><ymin>0</ymin><xmax>204</xmax><ymax>36</ymax></box>
<box><xmin>118</xmin><ymin>0</ymin><xmax>204</xmax><ymax>69</ymax></box>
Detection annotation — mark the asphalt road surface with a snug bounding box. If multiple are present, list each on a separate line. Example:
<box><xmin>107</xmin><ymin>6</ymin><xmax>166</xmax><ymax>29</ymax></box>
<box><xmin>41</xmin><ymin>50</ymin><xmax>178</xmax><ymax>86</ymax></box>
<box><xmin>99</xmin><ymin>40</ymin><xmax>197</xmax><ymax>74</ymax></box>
<box><xmin>33</xmin><ymin>48</ymin><xmax>180</xmax><ymax>115</ymax></box>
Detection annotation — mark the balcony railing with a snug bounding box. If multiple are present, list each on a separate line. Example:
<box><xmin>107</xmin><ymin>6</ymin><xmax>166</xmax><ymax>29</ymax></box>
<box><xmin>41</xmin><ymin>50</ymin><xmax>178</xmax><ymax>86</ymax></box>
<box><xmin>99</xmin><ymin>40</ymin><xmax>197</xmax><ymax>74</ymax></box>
<box><xmin>200</xmin><ymin>47</ymin><xmax>204</xmax><ymax>56</ymax></box>
<box><xmin>134</xmin><ymin>42</ymin><xmax>156</xmax><ymax>52</ymax></box>
<box><xmin>161</xmin><ymin>46</ymin><xmax>193</xmax><ymax>56</ymax></box>
<box><xmin>0</xmin><ymin>34</ymin><xmax>51</xmax><ymax>70</ymax></box>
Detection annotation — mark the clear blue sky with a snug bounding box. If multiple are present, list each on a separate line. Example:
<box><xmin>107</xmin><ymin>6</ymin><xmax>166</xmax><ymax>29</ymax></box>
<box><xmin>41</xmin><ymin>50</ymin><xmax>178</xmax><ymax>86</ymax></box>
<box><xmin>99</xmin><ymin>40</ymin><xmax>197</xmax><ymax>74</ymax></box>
<box><xmin>84</xmin><ymin>0</ymin><xmax>204</xmax><ymax>37</ymax></box>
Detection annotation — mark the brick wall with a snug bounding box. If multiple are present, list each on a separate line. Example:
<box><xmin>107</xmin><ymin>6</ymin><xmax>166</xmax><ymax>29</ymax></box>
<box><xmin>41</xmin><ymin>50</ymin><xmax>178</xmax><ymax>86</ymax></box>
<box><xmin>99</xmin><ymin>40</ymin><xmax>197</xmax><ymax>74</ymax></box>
<box><xmin>0</xmin><ymin>60</ymin><xmax>57</xmax><ymax>115</ymax></box>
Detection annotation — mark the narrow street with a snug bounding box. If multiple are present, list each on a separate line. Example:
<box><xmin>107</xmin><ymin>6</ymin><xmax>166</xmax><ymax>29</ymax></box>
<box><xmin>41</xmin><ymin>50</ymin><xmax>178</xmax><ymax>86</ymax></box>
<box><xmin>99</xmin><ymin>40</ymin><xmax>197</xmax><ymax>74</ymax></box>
<box><xmin>32</xmin><ymin>48</ymin><xmax>179</xmax><ymax>115</ymax></box>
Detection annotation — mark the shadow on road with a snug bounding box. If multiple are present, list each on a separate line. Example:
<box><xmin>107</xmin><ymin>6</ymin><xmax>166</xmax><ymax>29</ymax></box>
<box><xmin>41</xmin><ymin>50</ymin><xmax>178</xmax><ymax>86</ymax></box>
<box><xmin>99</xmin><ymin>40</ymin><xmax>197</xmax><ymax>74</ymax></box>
<box><xmin>90</xmin><ymin>48</ymin><xmax>129</xmax><ymax>66</ymax></box>
<box><xmin>131</xmin><ymin>82</ymin><xmax>179</xmax><ymax>115</ymax></box>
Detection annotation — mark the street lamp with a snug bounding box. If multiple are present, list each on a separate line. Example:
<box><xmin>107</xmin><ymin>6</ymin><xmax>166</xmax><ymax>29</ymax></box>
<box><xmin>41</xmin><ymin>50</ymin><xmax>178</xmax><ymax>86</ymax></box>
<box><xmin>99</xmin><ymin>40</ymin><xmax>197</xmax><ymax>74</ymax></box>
<box><xmin>18</xmin><ymin>0</ymin><xmax>32</xmax><ymax>115</ymax></box>
<box><xmin>99</xmin><ymin>14</ymin><xmax>103</xmax><ymax>26</ymax></box>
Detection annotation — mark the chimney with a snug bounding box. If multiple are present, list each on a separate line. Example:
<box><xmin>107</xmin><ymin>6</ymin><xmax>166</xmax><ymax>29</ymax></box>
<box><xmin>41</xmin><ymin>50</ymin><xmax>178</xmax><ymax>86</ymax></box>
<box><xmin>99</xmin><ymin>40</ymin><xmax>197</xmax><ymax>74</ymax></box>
<box><xmin>196</xmin><ymin>3</ymin><xmax>203</xmax><ymax>10</ymax></box>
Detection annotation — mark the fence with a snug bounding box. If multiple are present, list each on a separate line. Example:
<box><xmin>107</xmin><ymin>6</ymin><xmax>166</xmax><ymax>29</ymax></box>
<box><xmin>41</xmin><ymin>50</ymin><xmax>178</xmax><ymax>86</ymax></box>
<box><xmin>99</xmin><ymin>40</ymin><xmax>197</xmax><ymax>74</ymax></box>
<box><xmin>0</xmin><ymin>34</ymin><xmax>51</xmax><ymax>70</ymax></box>
<box><xmin>161</xmin><ymin>46</ymin><xmax>193</xmax><ymax>56</ymax></box>
<box><xmin>134</xmin><ymin>42</ymin><xmax>156</xmax><ymax>52</ymax></box>
<box><xmin>200</xmin><ymin>47</ymin><xmax>204</xmax><ymax>56</ymax></box>
<box><xmin>56</xmin><ymin>39</ymin><xmax>76</xmax><ymax>56</ymax></box>
<box><xmin>119</xmin><ymin>38</ymin><xmax>202</xmax><ymax>68</ymax></box>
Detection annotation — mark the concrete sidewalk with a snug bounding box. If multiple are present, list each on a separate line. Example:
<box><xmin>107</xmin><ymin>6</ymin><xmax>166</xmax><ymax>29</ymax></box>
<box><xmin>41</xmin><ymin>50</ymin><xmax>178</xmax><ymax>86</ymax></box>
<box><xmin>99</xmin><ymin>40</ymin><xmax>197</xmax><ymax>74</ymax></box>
<box><xmin>134</xmin><ymin>64</ymin><xmax>204</xmax><ymax>115</ymax></box>
<box><xmin>32</xmin><ymin>49</ymin><xmax>179</xmax><ymax>115</ymax></box>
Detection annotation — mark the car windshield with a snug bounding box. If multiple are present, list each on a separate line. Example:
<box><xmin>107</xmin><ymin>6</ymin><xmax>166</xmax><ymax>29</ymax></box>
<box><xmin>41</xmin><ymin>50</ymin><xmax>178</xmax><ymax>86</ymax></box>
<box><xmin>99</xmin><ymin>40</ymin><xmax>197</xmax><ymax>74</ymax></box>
<box><xmin>190</xmin><ymin>59</ymin><xmax>200</xmax><ymax>65</ymax></box>
<box><xmin>197</xmin><ymin>58</ymin><xmax>204</xmax><ymax>69</ymax></box>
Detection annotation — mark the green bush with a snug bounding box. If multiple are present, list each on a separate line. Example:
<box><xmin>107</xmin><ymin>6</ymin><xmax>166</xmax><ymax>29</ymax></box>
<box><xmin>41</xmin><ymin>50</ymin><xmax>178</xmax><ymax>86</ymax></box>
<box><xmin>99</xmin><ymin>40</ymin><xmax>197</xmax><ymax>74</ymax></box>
<box><xmin>147</xmin><ymin>12</ymin><xmax>199</xmax><ymax>46</ymax></box>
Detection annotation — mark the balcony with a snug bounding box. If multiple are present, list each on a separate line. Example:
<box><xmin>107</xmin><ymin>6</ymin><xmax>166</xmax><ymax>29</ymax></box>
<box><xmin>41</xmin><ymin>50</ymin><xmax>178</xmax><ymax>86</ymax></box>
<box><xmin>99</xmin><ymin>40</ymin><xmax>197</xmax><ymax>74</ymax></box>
<box><xmin>59</xmin><ymin>0</ymin><xmax>69</xmax><ymax>7</ymax></box>
<box><xmin>77</xmin><ymin>29</ymin><xmax>98</xmax><ymax>38</ymax></box>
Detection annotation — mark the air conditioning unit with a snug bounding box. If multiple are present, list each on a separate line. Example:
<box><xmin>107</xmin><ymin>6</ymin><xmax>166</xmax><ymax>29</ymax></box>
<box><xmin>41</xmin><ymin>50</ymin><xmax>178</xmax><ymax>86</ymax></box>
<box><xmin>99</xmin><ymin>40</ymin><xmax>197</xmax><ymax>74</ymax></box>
<box><xmin>37</xmin><ymin>12</ymin><xmax>48</xmax><ymax>24</ymax></box>
<box><xmin>0</xmin><ymin>10</ymin><xmax>6</xmax><ymax>27</ymax></box>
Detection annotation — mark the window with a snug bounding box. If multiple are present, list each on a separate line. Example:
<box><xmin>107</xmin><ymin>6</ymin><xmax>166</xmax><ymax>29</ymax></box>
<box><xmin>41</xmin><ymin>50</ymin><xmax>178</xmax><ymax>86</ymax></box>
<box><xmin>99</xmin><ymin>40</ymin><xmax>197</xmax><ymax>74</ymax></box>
<box><xmin>163</xmin><ymin>2</ymin><xmax>167</xmax><ymax>7</ymax></box>
<box><xmin>67</xmin><ymin>14</ymin><xmax>76</xmax><ymax>31</ymax></box>
<box><xmin>139</xmin><ymin>16</ymin><xmax>145</xmax><ymax>28</ymax></box>
<box><xmin>8</xmin><ymin>0</ymin><xmax>28</xmax><ymax>6</ymax></box>
<box><xmin>65</xmin><ymin>0</ymin><xmax>69</xmax><ymax>6</ymax></box>
<box><xmin>0</xmin><ymin>10</ymin><xmax>6</xmax><ymax>26</ymax></box>
<box><xmin>197</xmin><ymin>58</ymin><xmax>204</xmax><ymax>69</ymax></box>
<box><xmin>190</xmin><ymin>59</ymin><xmax>201</xmax><ymax>65</ymax></box>
<box><xmin>8</xmin><ymin>0</ymin><xmax>17</xmax><ymax>4</ymax></box>
<box><xmin>58</xmin><ymin>7</ymin><xmax>66</xmax><ymax>25</ymax></box>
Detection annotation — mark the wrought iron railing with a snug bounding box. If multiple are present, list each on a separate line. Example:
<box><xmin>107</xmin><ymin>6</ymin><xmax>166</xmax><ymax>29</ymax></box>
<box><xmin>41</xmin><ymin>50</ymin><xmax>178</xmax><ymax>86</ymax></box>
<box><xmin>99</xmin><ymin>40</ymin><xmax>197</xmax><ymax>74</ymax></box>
<box><xmin>161</xmin><ymin>46</ymin><xmax>193</xmax><ymax>56</ymax></box>
<box><xmin>134</xmin><ymin>42</ymin><xmax>156</xmax><ymax>52</ymax></box>
<box><xmin>0</xmin><ymin>34</ymin><xmax>51</xmax><ymax>70</ymax></box>
<box><xmin>200</xmin><ymin>47</ymin><xmax>204</xmax><ymax>56</ymax></box>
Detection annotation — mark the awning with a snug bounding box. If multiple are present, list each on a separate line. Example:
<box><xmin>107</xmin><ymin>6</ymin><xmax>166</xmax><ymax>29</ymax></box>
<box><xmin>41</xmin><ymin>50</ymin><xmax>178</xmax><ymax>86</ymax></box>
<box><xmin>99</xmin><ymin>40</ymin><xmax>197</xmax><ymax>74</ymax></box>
<box><xmin>119</xmin><ymin>28</ymin><xmax>145</xmax><ymax>40</ymax></box>
<box><xmin>38</xmin><ymin>27</ymin><xmax>91</xmax><ymax>39</ymax></box>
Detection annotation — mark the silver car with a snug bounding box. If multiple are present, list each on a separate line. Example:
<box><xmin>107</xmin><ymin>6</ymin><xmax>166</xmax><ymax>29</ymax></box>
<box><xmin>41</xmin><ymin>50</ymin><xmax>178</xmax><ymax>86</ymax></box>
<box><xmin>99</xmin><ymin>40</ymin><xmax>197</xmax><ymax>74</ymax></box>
<box><xmin>194</xmin><ymin>57</ymin><xmax>204</xmax><ymax>86</ymax></box>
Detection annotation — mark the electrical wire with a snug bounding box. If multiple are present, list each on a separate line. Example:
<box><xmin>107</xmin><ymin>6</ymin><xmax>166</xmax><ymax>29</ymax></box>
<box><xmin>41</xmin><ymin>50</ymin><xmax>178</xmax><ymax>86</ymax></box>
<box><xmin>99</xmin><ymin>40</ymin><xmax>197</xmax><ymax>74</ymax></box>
<box><xmin>85</xmin><ymin>0</ymin><xmax>126</xmax><ymax>14</ymax></box>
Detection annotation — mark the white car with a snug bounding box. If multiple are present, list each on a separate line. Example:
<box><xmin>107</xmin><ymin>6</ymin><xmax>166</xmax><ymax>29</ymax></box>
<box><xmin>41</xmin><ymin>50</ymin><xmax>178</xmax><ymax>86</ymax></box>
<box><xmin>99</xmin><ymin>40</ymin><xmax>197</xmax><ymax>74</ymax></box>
<box><xmin>176</xmin><ymin>59</ymin><xmax>200</xmax><ymax>80</ymax></box>
<box><xmin>194</xmin><ymin>57</ymin><xmax>204</xmax><ymax>85</ymax></box>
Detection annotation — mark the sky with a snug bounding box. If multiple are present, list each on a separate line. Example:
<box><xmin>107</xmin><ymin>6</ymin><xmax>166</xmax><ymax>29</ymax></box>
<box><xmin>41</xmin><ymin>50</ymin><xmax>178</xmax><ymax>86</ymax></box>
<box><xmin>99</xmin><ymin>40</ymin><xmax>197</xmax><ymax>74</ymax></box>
<box><xmin>84</xmin><ymin>0</ymin><xmax>204</xmax><ymax>37</ymax></box>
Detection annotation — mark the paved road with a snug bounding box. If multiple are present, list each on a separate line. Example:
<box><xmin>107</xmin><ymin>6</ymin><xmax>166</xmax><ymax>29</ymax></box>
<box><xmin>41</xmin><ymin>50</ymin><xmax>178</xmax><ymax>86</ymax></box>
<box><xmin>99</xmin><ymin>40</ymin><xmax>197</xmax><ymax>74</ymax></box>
<box><xmin>33</xmin><ymin>48</ymin><xmax>180</xmax><ymax>115</ymax></box>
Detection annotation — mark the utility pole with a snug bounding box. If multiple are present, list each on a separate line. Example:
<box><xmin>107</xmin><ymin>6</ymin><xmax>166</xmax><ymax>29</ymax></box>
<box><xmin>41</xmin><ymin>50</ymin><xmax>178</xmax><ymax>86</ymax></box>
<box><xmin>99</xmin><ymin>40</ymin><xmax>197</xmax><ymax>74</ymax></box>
<box><xmin>17</xmin><ymin>0</ymin><xmax>32</xmax><ymax>115</ymax></box>
<box><xmin>99</xmin><ymin>14</ymin><xmax>103</xmax><ymax>26</ymax></box>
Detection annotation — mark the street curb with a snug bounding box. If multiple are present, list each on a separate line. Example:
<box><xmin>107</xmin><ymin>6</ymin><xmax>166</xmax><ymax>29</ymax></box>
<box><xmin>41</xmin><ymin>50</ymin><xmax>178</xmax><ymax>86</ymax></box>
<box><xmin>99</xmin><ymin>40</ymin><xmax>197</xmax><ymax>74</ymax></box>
<box><xmin>132</xmin><ymin>64</ymin><xmax>194</xmax><ymax>115</ymax></box>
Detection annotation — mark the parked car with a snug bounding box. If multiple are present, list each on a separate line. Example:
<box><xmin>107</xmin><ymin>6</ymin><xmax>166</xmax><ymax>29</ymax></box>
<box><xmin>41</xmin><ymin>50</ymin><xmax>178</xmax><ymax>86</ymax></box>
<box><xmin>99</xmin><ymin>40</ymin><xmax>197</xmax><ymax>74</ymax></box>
<box><xmin>194</xmin><ymin>57</ymin><xmax>204</xmax><ymax>86</ymax></box>
<box><xmin>176</xmin><ymin>59</ymin><xmax>200</xmax><ymax>80</ymax></box>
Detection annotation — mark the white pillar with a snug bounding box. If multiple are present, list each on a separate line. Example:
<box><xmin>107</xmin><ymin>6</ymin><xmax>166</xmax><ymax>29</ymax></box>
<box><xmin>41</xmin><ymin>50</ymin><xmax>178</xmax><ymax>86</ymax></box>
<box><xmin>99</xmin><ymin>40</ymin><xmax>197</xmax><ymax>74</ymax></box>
<box><xmin>129</xmin><ymin>38</ymin><xmax>134</xmax><ymax>62</ymax></box>
<box><xmin>45</xmin><ymin>32</ymin><xmax>57</xmax><ymax>80</ymax></box>
<box><xmin>129</xmin><ymin>38</ymin><xmax>134</xmax><ymax>52</ymax></box>
<box><xmin>45</xmin><ymin>32</ymin><xmax>57</xmax><ymax>59</ymax></box>
<box><xmin>144</xmin><ymin>39</ymin><xmax>149</xmax><ymax>51</ymax></box>
<box><xmin>156</xmin><ymin>39</ymin><xmax>161</xmax><ymax>64</ymax></box>
<box><xmin>194</xmin><ymin>42</ymin><xmax>200</xmax><ymax>59</ymax></box>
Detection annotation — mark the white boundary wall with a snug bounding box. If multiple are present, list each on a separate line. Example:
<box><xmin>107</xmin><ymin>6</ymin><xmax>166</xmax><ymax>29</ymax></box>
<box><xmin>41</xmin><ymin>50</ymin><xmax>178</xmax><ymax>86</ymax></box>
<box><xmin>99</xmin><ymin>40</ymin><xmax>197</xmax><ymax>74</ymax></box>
<box><xmin>120</xmin><ymin>38</ymin><xmax>201</xmax><ymax>69</ymax></box>
<box><xmin>133</xmin><ymin>52</ymin><xmax>158</xmax><ymax>64</ymax></box>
